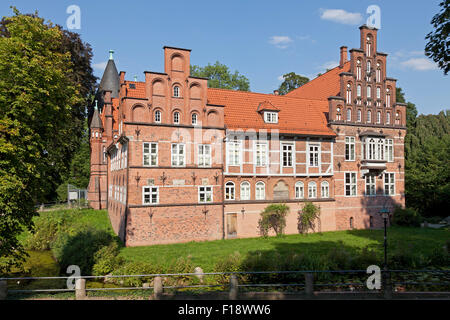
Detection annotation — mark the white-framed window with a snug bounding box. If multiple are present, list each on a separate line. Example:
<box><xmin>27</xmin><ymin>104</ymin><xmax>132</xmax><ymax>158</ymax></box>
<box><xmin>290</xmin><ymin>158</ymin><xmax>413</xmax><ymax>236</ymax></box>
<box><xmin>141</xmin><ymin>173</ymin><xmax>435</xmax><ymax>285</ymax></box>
<box><xmin>345</xmin><ymin>172</ymin><xmax>357</xmax><ymax>196</ymax></box>
<box><xmin>357</xmin><ymin>85</ymin><xmax>361</xmax><ymax>97</ymax></box>
<box><xmin>199</xmin><ymin>186</ymin><xmax>213</xmax><ymax>203</ymax></box>
<box><xmin>377</xmin><ymin>111</ymin><xmax>381</xmax><ymax>124</ymax></box>
<box><xmin>308</xmin><ymin>182</ymin><xmax>317</xmax><ymax>199</ymax></box>
<box><xmin>356</xmin><ymin>60</ymin><xmax>362</xmax><ymax>80</ymax></box>
<box><xmin>376</xmin><ymin>87</ymin><xmax>381</xmax><ymax>99</ymax></box>
<box><xmin>255</xmin><ymin>142</ymin><xmax>268</xmax><ymax>167</ymax></box>
<box><xmin>345</xmin><ymin>137</ymin><xmax>355</xmax><ymax>161</ymax></box>
<box><xmin>365</xmin><ymin>138</ymin><xmax>384</xmax><ymax>161</ymax></box>
<box><xmin>384</xmin><ymin>173</ymin><xmax>395</xmax><ymax>196</ymax></box>
<box><xmin>346</xmin><ymin>108</ymin><xmax>352</xmax><ymax>121</ymax></box>
<box><xmin>336</xmin><ymin>107</ymin><xmax>342</xmax><ymax>121</ymax></box>
<box><xmin>282</xmin><ymin>143</ymin><xmax>293</xmax><ymax>167</ymax></box>
<box><xmin>367</xmin><ymin>110</ymin><xmax>372</xmax><ymax>123</ymax></box>
<box><xmin>173</xmin><ymin>112</ymin><xmax>180</xmax><ymax>124</ymax></box>
<box><xmin>365</xmin><ymin>175</ymin><xmax>376</xmax><ymax>196</ymax></box>
<box><xmin>225</xmin><ymin>182</ymin><xmax>235</xmax><ymax>201</ymax></box>
<box><xmin>321</xmin><ymin>181</ymin><xmax>329</xmax><ymax>198</ymax></box>
<box><xmin>198</xmin><ymin>144</ymin><xmax>211</xmax><ymax>167</ymax></box>
<box><xmin>346</xmin><ymin>84</ymin><xmax>352</xmax><ymax>104</ymax></box>
<box><xmin>143</xmin><ymin>186</ymin><xmax>159</xmax><ymax>205</ymax></box>
<box><xmin>173</xmin><ymin>86</ymin><xmax>180</xmax><ymax>97</ymax></box>
<box><xmin>357</xmin><ymin>109</ymin><xmax>362</xmax><ymax>122</ymax></box>
<box><xmin>385</xmin><ymin>139</ymin><xmax>394</xmax><ymax>162</ymax></box>
<box><xmin>143</xmin><ymin>142</ymin><xmax>158</xmax><ymax>166</ymax></box>
<box><xmin>367</xmin><ymin>60</ymin><xmax>371</xmax><ymax>73</ymax></box>
<box><xmin>255</xmin><ymin>181</ymin><xmax>265</xmax><ymax>200</ymax></box>
<box><xmin>122</xmin><ymin>143</ymin><xmax>128</xmax><ymax>169</ymax></box>
<box><xmin>154</xmin><ymin>110</ymin><xmax>161</xmax><ymax>123</ymax></box>
<box><xmin>171</xmin><ymin>143</ymin><xmax>185</xmax><ymax>167</ymax></box>
<box><xmin>367</xmin><ymin>86</ymin><xmax>372</xmax><ymax>98</ymax></box>
<box><xmin>191</xmin><ymin>113</ymin><xmax>198</xmax><ymax>125</ymax></box>
<box><xmin>295</xmin><ymin>181</ymin><xmax>304</xmax><ymax>199</ymax></box>
<box><xmin>227</xmin><ymin>140</ymin><xmax>241</xmax><ymax>166</ymax></box>
<box><xmin>386</xmin><ymin>92</ymin><xmax>391</xmax><ymax>108</ymax></box>
<box><xmin>264</xmin><ymin>112</ymin><xmax>278</xmax><ymax>123</ymax></box>
<box><xmin>309</xmin><ymin>144</ymin><xmax>320</xmax><ymax>167</ymax></box>
<box><xmin>386</xmin><ymin>112</ymin><xmax>391</xmax><ymax>124</ymax></box>
<box><xmin>240</xmin><ymin>181</ymin><xmax>251</xmax><ymax>200</ymax></box>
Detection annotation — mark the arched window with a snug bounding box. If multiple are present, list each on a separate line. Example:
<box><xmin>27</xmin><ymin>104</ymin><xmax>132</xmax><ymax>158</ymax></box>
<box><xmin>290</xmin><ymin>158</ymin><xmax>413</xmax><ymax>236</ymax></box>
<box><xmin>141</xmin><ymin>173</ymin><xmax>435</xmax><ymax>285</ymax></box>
<box><xmin>225</xmin><ymin>182</ymin><xmax>235</xmax><ymax>200</ymax></box>
<box><xmin>367</xmin><ymin>60</ymin><xmax>371</xmax><ymax>73</ymax></box>
<box><xmin>357</xmin><ymin>109</ymin><xmax>362</xmax><ymax>122</ymax></box>
<box><xmin>350</xmin><ymin>217</ymin><xmax>354</xmax><ymax>229</ymax></box>
<box><xmin>255</xmin><ymin>182</ymin><xmax>265</xmax><ymax>200</ymax></box>
<box><xmin>395</xmin><ymin>111</ymin><xmax>401</xmax><ymax>125</ymax></box>
<box><xmin>386</xmin><ymin>112</ymin><xmax>391</xmax><ymax>124</ymax></box>
<box><xmin>173</xmin><ymin>86</ymin><xmax>180</xmax><ymax>97</ymax></box>
<box><xmin>321</xmin><ymin>181</ymin><xmax>329</xmax><ymax>198</ymax></box>
<box><xmin>240</xmin><ymin>181</ymin><xmax>250</xmax><ymax>200</ymax></box>
<box><xmin>295</xmin><ymin>181</ymin><xmax>304</xmax><ymax>199</ymax></box>
<box><xmin>356</xmin><ymin>60</ymin><xmax>362</xmax><ymax>80</ymax></box>
<box><xmin>367</xmin><ymin>86</ymin><xmax>371</xmax><ymax>98</ymax></box>
<box><xmin>346</xmin><ymin>108</ymin><xmax>352</xmax><ymax>122</ymax></box>
<box><xmin>336</xmin><ymin>107</ymin><xmax>342</xmax><ymax>121</ymax></box>
<box><xmin>367</xmin><ymin>110</ymin><xmax>372</xmax><ymax>123</ymax></box>
<box><xmin>346</xmin><ymin>84</ymin><xmax>352</xmax><ymax>104</ymax></box>
<box><xmin>366</xmin><ymin>35</ymin><xmax>372</xmax><ymax>57</ymax></box>
<box><xmin>377</xmin><ymin>111</ymin><xmax>381</xmax><ymax>123</ymax></box>
<box><xmin>173</xmin><ymin>111</ymin><xmax>180</xmax><ymax>124</ymax></box>
<box><xmin>357</xmin><ymin>84</ymin><xmax>361</xmax><ymax>97</ymax></box>
<box><xmin>308</xmin><ymin>182</ymin><xmax>317</xmax><ymax>199</ymax></box>
<box><xmin>376</xmin><ymin>87</ymin><xmax>381</xmax><ymax>99</ymax></box>
<box><xmin>191</xmin><ymin>113</ymin><xmax>198</xmax><ymax>125</ymax></box>
<box><xmin>369</xmin><ymin>216</ymin><xmax>374</xmax><ymax>228</ymax></box>
<box><xmin>154</xmin><ymin>110</ymin><xmax>161</xmax><ymax>123</ymax></box>
<box><xmin>376</xmin><ymin>63</ymin><xmax>381</xmax><ymax>82</ymax></box>
<box><xmin>386</xmin><ymin>88</ymin><xmax>391</xmax><ymax>108</ymax></box>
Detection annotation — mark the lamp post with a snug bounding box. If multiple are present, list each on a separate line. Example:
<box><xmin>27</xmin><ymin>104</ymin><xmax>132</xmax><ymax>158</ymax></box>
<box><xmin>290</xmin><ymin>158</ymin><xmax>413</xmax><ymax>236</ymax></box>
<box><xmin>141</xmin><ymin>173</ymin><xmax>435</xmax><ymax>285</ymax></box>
<box><xmin>379</xmin><ymin>207</ymin><xmax>391</xmax><ymax>298</ymax></box>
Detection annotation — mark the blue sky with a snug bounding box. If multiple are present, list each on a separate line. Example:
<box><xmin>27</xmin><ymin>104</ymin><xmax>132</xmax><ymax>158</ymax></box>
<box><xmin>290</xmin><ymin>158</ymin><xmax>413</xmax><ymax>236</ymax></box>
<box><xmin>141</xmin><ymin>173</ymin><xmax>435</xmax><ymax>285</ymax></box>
<box><xmin>1</xmin><ymin>0</ymin><xmax>448</xmax><ymax>115</ymax></box>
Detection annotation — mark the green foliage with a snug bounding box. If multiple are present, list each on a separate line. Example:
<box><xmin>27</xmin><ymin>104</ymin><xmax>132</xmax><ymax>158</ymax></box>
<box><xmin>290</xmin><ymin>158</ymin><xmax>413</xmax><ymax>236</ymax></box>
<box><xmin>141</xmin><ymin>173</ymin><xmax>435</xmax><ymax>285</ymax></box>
<box><xmin>23</xmin><ymin>213</ymin><xmax>72</xmax><ymax>251</ymax></box>
<box><xmin>392</xmin><ymin>207</ymin><xmax>423</xmax><ymax>227</ymax></box>
<box><xmin>190</xmin><ymin>61</ymin><xmax>250</xmax><ymax>91</ymax></box>
<box><xmin>425</xmin><ymin>0</ymin><xmax>450</xmax><ymax>75</ymax></box>
<box><xmin>298</xmin><ymin>202</ymin><xmax>321</xmax><ymax>234</ymax></box>
<box><xmin>258</xmin><ymin>204</ymin><xmax>289</xmax><ymax>237</ymax></box>
<box><xmin>92</xmin><ymin>241</ymin><xmax>124</xmax><ymax>276</ymax></box>
<box><xmin>277</xmin><ymin>72</ymin><xmax>309</xmax><ymax>95</ymax></box>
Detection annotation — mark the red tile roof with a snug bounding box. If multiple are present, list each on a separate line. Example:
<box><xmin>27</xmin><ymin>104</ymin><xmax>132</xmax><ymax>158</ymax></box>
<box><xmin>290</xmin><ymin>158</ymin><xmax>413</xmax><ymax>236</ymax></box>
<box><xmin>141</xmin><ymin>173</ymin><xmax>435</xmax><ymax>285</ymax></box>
<box><xmin>207</xmin><ymin>88</ymin><xmax>335</xmax><ymax>137</ymax></box>
<box><xmin>286</xmin><ymin>62</ymin><xmax>350</xmax><ymax>101</ymax></box>
<box><xmin>125</xmin><ymin>81</ymin><xmax>146</xmax><ymax>99</ymax></box>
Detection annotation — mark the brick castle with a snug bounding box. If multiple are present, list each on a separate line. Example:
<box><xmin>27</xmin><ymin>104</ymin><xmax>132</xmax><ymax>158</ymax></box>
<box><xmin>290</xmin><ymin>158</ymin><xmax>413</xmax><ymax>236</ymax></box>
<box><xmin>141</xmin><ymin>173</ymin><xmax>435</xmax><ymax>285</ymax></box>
<box><xmin>88</xmin><ymin>25</ymin><xmax>406</xmax><ymax>246</ymax></box>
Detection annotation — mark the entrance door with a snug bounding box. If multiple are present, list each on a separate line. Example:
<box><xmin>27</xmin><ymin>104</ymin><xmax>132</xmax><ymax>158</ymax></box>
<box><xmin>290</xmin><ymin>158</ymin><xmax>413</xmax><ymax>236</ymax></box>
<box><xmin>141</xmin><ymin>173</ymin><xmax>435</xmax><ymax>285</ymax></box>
<box><xmin>227</xmin><ymin>213</ymin><xmax>237</xmax><ymax>238</ymax></box>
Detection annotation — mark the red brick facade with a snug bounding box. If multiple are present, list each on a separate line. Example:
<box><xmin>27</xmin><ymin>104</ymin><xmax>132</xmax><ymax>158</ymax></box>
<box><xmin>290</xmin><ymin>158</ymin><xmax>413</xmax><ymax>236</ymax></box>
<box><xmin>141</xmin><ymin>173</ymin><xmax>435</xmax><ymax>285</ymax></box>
<box><xmin>88</xmin><ymin>25</ymin><xmax>406</xmax><ymax>246</ymax></box>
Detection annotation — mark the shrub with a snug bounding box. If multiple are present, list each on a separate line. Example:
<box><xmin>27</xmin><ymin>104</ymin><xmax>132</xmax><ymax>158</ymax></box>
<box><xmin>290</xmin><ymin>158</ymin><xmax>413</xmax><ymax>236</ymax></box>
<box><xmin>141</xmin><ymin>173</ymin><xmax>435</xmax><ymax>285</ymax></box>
<box><xmin>392</xmin><ymin>207</ymin><xmax>422</xmax><ymax>227</ymax></box>
<box><xmin>92</xmin><ymin>241</ymin><xmax>124</xmax><ymax>276</ymax></box>
<box><xmin>298</xmin><ymin>202</ymin><xmax>320</xmax><ymax>234</ymax></box>
<box><xmin>258</xmin><ymin>204</ymin><xmax>289</xmax><ymax>237</ymax></box>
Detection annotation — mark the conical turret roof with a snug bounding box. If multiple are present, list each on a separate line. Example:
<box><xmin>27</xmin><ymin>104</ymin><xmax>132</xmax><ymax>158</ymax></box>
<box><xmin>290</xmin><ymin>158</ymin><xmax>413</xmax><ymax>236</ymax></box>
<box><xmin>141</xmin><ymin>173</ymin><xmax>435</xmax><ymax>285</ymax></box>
<box><xmin>90</xmin><ymin>103</ymin><xmax>103</xmax><ymax>129</ymax></box>
<box><xmin>98</xmin><ymin>50</ymin><xmax>120</xmax><ymax>98</ymax></box>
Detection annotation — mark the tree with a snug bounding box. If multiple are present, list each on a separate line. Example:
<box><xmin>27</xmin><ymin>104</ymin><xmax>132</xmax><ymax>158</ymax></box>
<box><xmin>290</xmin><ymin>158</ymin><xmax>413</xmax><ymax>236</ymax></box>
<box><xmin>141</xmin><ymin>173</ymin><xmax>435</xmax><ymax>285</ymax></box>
<box><xmin>425</xmin><ymin>0</ymin><xmax>450</xmax><ymax>75</ymax></box>
<box><xmin>190</xmin><ymin>61</ymin><xmax>250</xmax><ymax>91</ymax></box>
<box><xmin>258</xmin><ymin>204</ymin><xmax>289</xmax><ymax>237</ymax></box>
<box><xmin>298</xmin><ymin>202</ymin><xmax>321</xmax><ymax>234</ymax></box>
<box><xmin>0</xmin><ymin>8</ymin><xmax>84</xmax><ymax>272</ymax></box>
<box><xmin>277</xmin><ymin>72</ymin><xmax>309</xmax><ymax>95</ymax></box>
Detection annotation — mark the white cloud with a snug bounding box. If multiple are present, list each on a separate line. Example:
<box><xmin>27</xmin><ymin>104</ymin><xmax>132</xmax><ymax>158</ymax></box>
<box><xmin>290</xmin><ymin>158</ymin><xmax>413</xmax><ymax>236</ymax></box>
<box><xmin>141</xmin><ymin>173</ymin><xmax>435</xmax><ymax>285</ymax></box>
<box><xmin>93</xmin><ymin>61</ymin><xmax>107</xmax><ymax>70</ymax></box>
<box><xmin>319</xmin><ymin>60</ymin><xmax>339</xmax><ymax>71</ymax></box>
<box><xmin>400</xmin><ymin>58</ymin><xmax>437</xmax><ymax>71</ymax></box>
<box><xmin>277</xmin><ymin>75</ymin><xmax>285</xmax><ymax>81</ymax></box>
<box><xmin>320</xmin><ymin>9</ymin><xmax>363</xmax><ymax>25</ymax></box>
<box><xmin>269</xmin><ymin>36</ymin><xmax>293</xmax><ymax>49</ymax></box>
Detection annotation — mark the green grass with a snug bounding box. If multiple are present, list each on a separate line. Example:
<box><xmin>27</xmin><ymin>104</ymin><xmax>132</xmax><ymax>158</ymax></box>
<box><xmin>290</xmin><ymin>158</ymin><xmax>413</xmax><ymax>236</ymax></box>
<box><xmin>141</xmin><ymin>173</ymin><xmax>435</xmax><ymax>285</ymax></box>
<box><xmin>119</xmin><ymin>227</ymin><xmax>450</xmax><ymax>272</ymax></box>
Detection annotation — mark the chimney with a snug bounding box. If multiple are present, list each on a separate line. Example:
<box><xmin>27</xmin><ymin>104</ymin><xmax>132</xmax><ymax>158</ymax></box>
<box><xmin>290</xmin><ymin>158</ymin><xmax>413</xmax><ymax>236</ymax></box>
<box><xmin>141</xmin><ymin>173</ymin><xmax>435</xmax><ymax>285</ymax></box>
<box><xmin>273</xmin><ymin>90</ymin><xmax>279</xmax><ymax>95</ymax></box>
<box><xmin>340</xmin><ymin>46</ymin><xmax>348</xmax><ymax>68</ymax></box>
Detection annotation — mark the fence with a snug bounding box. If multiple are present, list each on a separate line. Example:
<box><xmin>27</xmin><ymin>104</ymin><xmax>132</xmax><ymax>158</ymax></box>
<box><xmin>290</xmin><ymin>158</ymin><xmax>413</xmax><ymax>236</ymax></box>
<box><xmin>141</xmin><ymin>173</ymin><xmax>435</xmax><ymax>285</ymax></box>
<box><xmin>1</xmin><ymin>269</ymin><xmax>449</xmax><ymax>300</ymax></box>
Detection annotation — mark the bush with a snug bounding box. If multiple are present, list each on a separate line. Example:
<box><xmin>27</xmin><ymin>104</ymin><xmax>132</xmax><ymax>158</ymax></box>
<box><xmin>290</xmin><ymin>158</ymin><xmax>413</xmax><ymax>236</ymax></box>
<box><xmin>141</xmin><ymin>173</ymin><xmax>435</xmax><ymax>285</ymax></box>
<box><xmin>298</xmin><ymin>202</ymin><xmax>321</xmax><ymax>234</ymax></box>
<box><xmin>258</xmin><ymin>204</ymin><xmax>289</xmax><ymax>237</ymax></box>
<box><xmin>392</xmin><ymin>207</ymin><xmax>422</xmax><ymax>227</ymax></box>
<box><xmin>92</xmin><ymin>241</ymin><xmax>124</xmax><ymax>276</ymax></box>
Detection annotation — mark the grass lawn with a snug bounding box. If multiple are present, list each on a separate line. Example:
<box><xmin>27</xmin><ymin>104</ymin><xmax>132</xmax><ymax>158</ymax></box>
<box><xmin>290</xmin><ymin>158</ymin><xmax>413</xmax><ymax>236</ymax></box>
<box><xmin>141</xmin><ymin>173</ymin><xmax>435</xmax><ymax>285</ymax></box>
<box><xmin>119</xmin><ymin>227</ymin><xmax>450</xmax><ymax>272</ymax></box>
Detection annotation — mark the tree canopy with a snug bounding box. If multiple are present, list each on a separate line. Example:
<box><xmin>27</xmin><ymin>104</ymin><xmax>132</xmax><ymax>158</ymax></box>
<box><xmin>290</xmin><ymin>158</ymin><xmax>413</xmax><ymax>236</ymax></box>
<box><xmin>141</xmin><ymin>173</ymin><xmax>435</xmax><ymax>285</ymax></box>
<box><xmin>190</xmin><ymin>61</ymin><xmax>250</xmax><ymax>91</ymax></box>
<box><xmin>277</xmin><ymin>72</ymin><xmax>309</xmax><ymax>95</ymax></box>
<box><xmin>0</xmin><ymin>8</ymin><xmax>92</xmax><ymax>272</ymax></box>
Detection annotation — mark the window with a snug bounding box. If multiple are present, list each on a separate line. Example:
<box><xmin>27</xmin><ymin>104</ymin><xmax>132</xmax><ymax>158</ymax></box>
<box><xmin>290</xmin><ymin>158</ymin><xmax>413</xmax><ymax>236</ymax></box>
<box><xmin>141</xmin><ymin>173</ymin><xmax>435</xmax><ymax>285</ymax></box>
<box><xmin>198</xmin><ymin>144</ymin><xmax>211</xmax><ymax>167</ymax></box>
<box><xmin>386</xmin><ymin>89</ymin><xmax>391</xmax><ymax>108</ymax></box>
<box><xmin>356</xmin><ymin>60</ymin><xmax>362</xmax><ymax>80</ymax></box>
<box><xmin>321</xmin><ymin>181</ymin><xmax>329</xmax><ymax>198</ymax></box>
<box><xmin>255</xmin><ymin>143</ymin><xmax>267</xmax><ymax>167</ymax></box>
<box><xmin>282</xmin><ymin>144</ymin><xmax>293</xmax><ymax>167</ymax></box>
<box><xmin>369</xmin><ymin>216</ymin><xmax>374</xmax><ymax>228</ymax></box>
<box><xmin>365</xmin><ymin>138</ymin><xmax>384</xmax><ymax>161</ymax></box>
<box><xmin>154</xmin><ymin>110</ymin><xmax>161</xmax><ymax>123</ymax></box>
<box><xmin>255</xmin><ymin>182</ymin><xmax>265</xmax><ymax>200</ymax></box>
<box><xmin>199</xmin><ymin>186</ymin><xmax>213</xmax><ymax>203</ymax></box>
<box><xmin>385</xmin><ymin>139</ymin><xmax>394</xmax><ymax>162</ymax></box>
<box><xmin>240</xmin><ymin>181</ymin><xmax>251</xmax><ymax>200</ymax></box>
<box><xmin>367</xmin><ymin>86</ymin><xmax>371</xmax><ymax>98</ymax></box>
<box><xmin>367</xmin><ymin>110</ymin><xmax>372</xmax><ymax>123</ymax></box>
<box><xmin>345</xmin><ymin>172</ymin><xmax>357</xmax><ymax>196</ymax></box>
<box><xmin>384</xmin><ymin>173</ymin><xmax>395</xmax><ymax>196</ymax></box>
<box><xmin>376</xmin><ymin>68</ymin><xmax>381</xmax><ymax>83</ymax></box>
<box><xmin>264</xmin><ymin>112</ymin><xmax>278</xmax><ymax>123</ymax></box>
<box><xmin>171</xmin><ymin>144</ymin><xmax>185</xmax><ymax>167</ymax></box>
<box><xmin>357</xmin><ymin>109</ymin><xmax>362</xmax><ymax>122</ymax></box>
<box><xmin>308</xmin><ymin>182</ymin><xmax>317</xmax><ymax>199</ymax></box>
<box><xmin>295</xmin><ymin>181</ymin><xmax>304</xmax><ymax>199</ymax></box>
<box><xmin>349</xmin><ymin>217</ymin><xmax>354</xmax><ymax>229</ymax></box>
<box><xmin>225</xmin><ymin>182</ymin><xmax>235</xmax><ymax>201</ymax></box>
<box><xmin>395</xmin><ymin>112</ymin><xmax>401</xmax><ymax>125</ymax></box>
<box><xmin>376</xmin><ymin>87</ymin><xmax>381</xmax><ymax>99</ymax></box>
<box><xmin>173</xmin><ymin>86</ymin><xmax>180</xmax><ymax>97</ymax></box>
<box><xmin>345</xmin><ymin>137</ymin><xmax>355</xmax><ymax>161</ymax></box>
<box><xmin>173</xmin><ymin>112</ymin><xmax>180</xmax><ymax>124</ymax></box>
<box><xmin>346</xmin><ymin>84</ymin><xmax>352</xmax><ymax>104</ymax></box>
<box><xmin>143</xmin><ymin>186</ymin><xmax>158</xmax><ymax>205</ymax></box>
<box><xmin>365</xmin><ymin>175</ymin><xmax>376</xmax><ymax>196</ymax></box>
<box><xmin>357</xmin><ymin>85</ymin><xmax>361</xmax><ymax>97</ymax></box>
<box><xmin>377</xmin><ymin>111</ymin><xmax>381</xmax><ymax>124</ymax></box>
<box><xmin>143</xmin><ymin>142</ymin><xmax>158</xmax><ymax>166</ymax></box>
<box><xmin>386</xmin><ymin>112</ymin><xmax>391</xmax><ymax>124</ymax></box>
<box><xmin>346</xmin><ymin>108</ymin><xmax>352</xmax><ymax>121</ymax></box>
<box><xmin>191</xmin><ymin>113</ymin><xmax>198</xmax><ymax>125</ymax></box>
<box><xmin>336</xmin><ymin>107</ymin><xmax>342</xmax><ymax>121</ymax></box>
<box><xmin>309</xmin><ymin>144</ymin><xmax>319</xmax><ymax>167</ymax></box>
<box><xmin>227</xmin><ymin>140</ymin><xmax>240</xmax><ymax>166</ymax></box>
<box><xmin>367</xmin><ymin>60</ymin><xmax>371</xmax><ymax>73</ymax></box>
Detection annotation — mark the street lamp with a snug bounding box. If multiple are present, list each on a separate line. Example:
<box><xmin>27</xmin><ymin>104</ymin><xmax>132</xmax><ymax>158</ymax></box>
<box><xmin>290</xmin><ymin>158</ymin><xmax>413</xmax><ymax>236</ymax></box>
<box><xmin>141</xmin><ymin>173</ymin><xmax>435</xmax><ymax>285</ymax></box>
<box><xmin>379</xmin><ymin>207</ymin><xmax>391</xmax><ymax>298</ymax></box>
